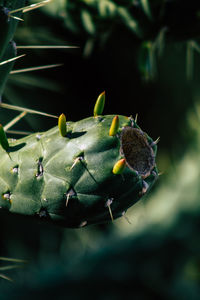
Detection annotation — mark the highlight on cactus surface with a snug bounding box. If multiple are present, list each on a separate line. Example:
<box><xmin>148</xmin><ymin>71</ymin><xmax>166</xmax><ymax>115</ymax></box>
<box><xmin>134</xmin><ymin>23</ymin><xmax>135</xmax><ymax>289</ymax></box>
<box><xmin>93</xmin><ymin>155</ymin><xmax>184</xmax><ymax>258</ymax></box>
<box><xmin>0</xmin><ymin>91</ymin><xmax>158</xmax><ymax>228</ymax></box>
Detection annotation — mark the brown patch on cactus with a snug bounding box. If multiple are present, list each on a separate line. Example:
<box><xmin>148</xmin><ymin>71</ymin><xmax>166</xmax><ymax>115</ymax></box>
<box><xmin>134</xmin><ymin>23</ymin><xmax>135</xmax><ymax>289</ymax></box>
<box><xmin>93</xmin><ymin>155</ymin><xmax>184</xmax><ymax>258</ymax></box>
<box><xmin>120</xmin><ymin>127</ymin><xmax>155</xmax><ymax>177</ymax></box>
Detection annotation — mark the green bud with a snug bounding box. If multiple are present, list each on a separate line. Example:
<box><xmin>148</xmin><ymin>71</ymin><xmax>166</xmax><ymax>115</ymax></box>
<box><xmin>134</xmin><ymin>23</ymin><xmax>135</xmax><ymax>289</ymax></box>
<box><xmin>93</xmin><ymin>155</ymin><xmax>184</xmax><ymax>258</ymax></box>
<box><xmin>109</xmin><ymin>115</ymin><xmax>119</xmax><ymax>136</ymax></box>
<box><xmin>93</xmin><ymin>91</ymin><xmax>105</xmax><ymax>116</ymax></box>
<box><xmin>112</xmin><ymin>158</ymin><xmax>126</xmax><ymax>175</ymax></box>
<box><xmin>58</xmin><ymin>113</ymin><xmax>67</xmax><ymax>137</ymax></box>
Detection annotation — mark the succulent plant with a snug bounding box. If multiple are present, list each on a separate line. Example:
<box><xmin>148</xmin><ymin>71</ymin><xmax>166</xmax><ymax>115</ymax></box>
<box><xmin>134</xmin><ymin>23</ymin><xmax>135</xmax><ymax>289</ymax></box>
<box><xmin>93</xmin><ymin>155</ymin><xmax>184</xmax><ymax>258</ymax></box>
<box><xmin>0</xmin><ymin>91</ymin><xmax>158</xmax><ymax>227</ymax></box>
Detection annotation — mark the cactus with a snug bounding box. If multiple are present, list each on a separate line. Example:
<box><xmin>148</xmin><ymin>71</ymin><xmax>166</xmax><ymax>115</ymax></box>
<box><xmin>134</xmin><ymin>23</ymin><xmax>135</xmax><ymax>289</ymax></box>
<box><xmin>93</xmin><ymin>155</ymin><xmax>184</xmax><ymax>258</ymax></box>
<box><xmin>0</xmin><ymin>93</ymin><xmax>158</xmax><ymax>228</ymax></box>
<box><xmin>0</xmin><ymin>1</ymin><xmax>158</xmax><ymax>228</ymax></box>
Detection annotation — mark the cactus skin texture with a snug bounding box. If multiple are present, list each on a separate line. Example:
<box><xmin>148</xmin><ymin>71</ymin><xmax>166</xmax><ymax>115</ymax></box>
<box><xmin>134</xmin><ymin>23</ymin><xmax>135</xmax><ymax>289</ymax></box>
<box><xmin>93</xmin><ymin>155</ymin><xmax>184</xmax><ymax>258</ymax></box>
<box><xmin>0</xmin><ymin>107</ymin><xmax>158</xmax><ymax>228</ymax></box>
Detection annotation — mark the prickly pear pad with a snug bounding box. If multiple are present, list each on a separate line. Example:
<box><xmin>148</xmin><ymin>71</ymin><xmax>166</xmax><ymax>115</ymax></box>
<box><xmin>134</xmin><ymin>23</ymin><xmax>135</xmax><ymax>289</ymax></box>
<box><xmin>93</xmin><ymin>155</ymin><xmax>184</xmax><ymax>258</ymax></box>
<box><xmin>0</xmin><ymin>115</ymin><xmax>158</xmax><ymax>228</ymax></box>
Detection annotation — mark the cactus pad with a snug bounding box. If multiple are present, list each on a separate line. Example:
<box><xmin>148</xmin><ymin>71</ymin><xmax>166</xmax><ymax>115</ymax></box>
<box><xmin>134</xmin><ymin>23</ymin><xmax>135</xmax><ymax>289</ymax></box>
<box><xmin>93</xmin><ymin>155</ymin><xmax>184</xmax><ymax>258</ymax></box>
<box><xmin>0</xmin><ymin>103</ymin><xmax>158</xmax><ymax>228</ymax></box>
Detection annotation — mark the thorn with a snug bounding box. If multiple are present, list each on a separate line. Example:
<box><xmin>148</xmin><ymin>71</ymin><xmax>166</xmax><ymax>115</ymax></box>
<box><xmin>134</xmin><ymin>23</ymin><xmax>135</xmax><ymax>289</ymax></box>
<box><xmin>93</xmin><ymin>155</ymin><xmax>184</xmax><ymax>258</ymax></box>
<box><xmin>10</xmin><ymin>64</ymin><xmax>63</xmax><ymax>74</ymax></box>
<box><xmin>112</xmin><ymin>158</ymin><xmax>126</xmax><ymax>175</ymax></box>
<box><xmin>151</xmin><ymin>137</ymin><xmax>160</xmax><ymax>146</ymax></box>
<box><xmin>158</xmin><ymin>171</ymin><xmax>164</xmax><ymax>176</ymax></box>
<box><xmin>129</xmin><ymin>115</ymin><xmax>135</xmax><ymax>127</ymax></box>
<box><xmin>105</xmin><ymin>198</ymin><xmax>114</xmax><ymax>221</ymax></box>
<box><xmin>93</xmin><ymin>91</ymin><xmax>105</xmax><ymax>117</ymax></box>
<box><xmin>23</xmin><ymin>0</ymin><xmax>52</xmax><ymax>13</ymax></box>
<box><xmin>139</xmin><ymin>180</ymin><xmax>149</xmax><ymax>196</ymax></box>
<box><xmin>9</xmin><ymin>15</ymin><xmax>24</xmax><ymax>21</ymax></box>
<box><xmin>79</xmin><ymin>220</ymin><xmax>87</xmax><ymax>227</ymax></box>
<box><xmin>0</xmin><ymin>257</ymin><xmax>27</xmax><ymax>263</ymax></box>
<box><xmin>109</xmin><ymin>115</ymin><xmax>119</xmax><ymax>136</ymax></box>
<box><xmin>6</xmin><ymin>130</ymin><xmax>32</xmax><ymax>136</ymax></box>
<box><xmin>142</xmin><ymin>180</ymin><xmax>149</xmax><ymax>194</ymax></box>
<box><xmin>0</xmin><ymin>274</ymin><xmax>13</xmax><ymax>282</ymax></box>
<box><xmin>122</xmin><ymin>211</ymin><xmax>132</xmax><ymax>224</ymax></box>
<box><xmin>4</xmin><ymin>111</ymin><xmax>27</xmax><ymax>131</ymax></box>
<box><xmin>128</xmin><ymin>115</ymin><xmax>135</xmax><ymax>127</ymax></box>
<box><xmin>58</xmin><ymin>113</ymin><xmax>67</xmax><ymax>137</ymax></box>
<box><xmin>0</xmin><ymin>54</ymin><xmax>26</xmax><ymax>66</ymax></box>
<box><xmin>0</xmin><ymin>102</ymin><xmax>57</xmax><ymax>119</ymax></box>
<box><xmin>8</xmin><ymin>0</ymin><xmax>52</xmax><ymax>17</ymax></box>
<box><xmin>65</xmin><ymin>188</ymin><xmax>76</xmax><ymax>207</ymax></box>
<box><xmin>135</xmin><ymin>113</ymin><xmax>138</xmax><ymax>123</ymax></box>
<box><xmin>65</xmin><ymin>194</ymin><xmax>70</xmax><ymax>207</ymax></box>
<box><xmin>16</xmin><ymin>45</ymin><xmax>79</xmax><ymax>49</ymax></box>
<box><xmin>70</xmin><ymin>157</ymin><xmax>84</xmax><ymax>170</ymax></box>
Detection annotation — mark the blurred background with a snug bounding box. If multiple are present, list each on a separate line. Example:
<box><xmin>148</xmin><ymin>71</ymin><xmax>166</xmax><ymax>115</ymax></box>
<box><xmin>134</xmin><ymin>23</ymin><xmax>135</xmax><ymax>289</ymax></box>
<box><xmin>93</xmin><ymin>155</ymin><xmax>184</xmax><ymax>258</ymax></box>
<box><xmin>1</xmin><ymin>0</ymin><xmax>200</xmax><ymax>298</ymax></box>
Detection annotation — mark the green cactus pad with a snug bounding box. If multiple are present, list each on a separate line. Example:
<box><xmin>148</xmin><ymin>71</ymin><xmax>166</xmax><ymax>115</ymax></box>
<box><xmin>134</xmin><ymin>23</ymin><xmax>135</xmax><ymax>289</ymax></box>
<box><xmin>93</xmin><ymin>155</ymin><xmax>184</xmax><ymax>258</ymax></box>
<box><xmin>0</xmin><ymin>114</ymin><xmax>158</xmax><ymax>228</ymax></box>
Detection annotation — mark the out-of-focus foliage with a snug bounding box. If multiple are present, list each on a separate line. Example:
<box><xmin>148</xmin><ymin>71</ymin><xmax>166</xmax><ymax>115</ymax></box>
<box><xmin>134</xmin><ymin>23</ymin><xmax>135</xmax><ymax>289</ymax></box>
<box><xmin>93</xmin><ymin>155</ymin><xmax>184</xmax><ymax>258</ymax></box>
<box><xmin>42</xmin><ymin>0</ymin><xmax>200</xmax><ymax>79</ymax></box>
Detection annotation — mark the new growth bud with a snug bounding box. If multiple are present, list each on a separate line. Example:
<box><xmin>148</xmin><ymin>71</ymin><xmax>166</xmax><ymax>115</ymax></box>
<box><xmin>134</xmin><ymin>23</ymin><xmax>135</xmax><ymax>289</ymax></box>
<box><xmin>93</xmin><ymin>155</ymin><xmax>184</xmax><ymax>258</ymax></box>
<box><xmin>58</xmin><ymin>113</ymin><xmax>67</xmax><ymax>137</ymax></box>
<box><xmin>112</xmin><ymin>158</ymin><xmax>126</xmax><ymax>174</ymax></box>
<box><xmin>109</xmin><ymin>115</ymin><xmax>119</xmax><ymax>136</ymax></box>
<box><xmin>93</xmin><ymin>91</ymin><xmax>105</xmax><ymax>116</ymax></box>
